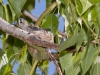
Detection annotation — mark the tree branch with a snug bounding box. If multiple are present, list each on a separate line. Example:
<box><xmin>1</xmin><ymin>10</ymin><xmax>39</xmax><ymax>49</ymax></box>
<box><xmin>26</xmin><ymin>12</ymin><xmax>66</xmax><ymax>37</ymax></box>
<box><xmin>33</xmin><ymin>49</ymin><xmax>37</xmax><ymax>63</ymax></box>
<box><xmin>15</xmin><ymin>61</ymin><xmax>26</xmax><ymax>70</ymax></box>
<box><xmin>0</xmin><ymin>18</ymin><xmax>60</xmax><ymax>50</ymax></box>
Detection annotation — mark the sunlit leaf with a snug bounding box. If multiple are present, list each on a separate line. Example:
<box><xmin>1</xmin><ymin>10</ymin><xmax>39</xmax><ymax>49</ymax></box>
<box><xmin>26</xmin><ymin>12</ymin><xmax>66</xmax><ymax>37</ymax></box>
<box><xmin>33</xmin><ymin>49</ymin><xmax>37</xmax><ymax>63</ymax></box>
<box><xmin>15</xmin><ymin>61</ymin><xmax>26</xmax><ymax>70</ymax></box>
<box><xmin>80</xmin><ymin>0</ymin><xmax>92</xmax><ymax>14</ymax></box>
<box><xmin>0</xmin><ymin>63</ymin><xmax>11</xmax><ymax>75</ymax></box>
<box><xmin>80</xmin><ymin>0</ymin><xmax>92</xmax><ymax>15</ymax></box>
<box><xmin>0</xmin><ymin>0</ymin><xmax>2</xmax><ymax>3</ymax></box>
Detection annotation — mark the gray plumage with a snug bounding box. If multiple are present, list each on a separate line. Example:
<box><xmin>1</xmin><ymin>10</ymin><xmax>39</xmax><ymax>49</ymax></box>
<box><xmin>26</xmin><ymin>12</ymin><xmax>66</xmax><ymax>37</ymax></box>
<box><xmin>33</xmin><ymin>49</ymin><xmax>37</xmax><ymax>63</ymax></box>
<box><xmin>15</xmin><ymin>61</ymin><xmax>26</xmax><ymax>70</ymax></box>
<box><xmin>19</xmin><ymin>20</ymin><xmax>54</xmax><ymax>60</ymax></box>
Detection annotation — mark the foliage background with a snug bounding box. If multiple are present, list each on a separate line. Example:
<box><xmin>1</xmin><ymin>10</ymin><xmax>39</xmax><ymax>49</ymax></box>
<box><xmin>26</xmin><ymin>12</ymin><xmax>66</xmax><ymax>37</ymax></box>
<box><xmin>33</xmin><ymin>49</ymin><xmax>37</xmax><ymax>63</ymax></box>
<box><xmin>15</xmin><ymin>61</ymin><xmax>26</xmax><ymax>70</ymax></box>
<box><xmin>0</xmin><ymin>0</ymin><xmax>100</xmax><ymax>75</ymax></box>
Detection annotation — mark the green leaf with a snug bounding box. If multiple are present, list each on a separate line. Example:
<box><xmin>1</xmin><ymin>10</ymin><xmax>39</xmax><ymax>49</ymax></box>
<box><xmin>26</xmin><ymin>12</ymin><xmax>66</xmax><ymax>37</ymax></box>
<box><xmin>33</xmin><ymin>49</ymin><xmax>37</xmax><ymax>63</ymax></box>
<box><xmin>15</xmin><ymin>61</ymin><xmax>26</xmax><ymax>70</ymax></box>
<box><xmin>29</xmin><ymin>44</ymin><xmax>48</xmax><ymax>60</ymax></box>
<box><xmin>90</xmin><ymin>60</ymin><xmax>100</xmax><ymax>75</ymax></box>
<box><xmin>92</xmin><ymin>46</ymin><xmax>100</xmax><ymax>63</ymax></box>
<box><xmin>59</xmin><ymin>33</ymin><xmax>78</xmax><ymax>52</ymax></box>
<box><xmin>88</xmin><ymin>0</ymin><xmax>100</xmax><ymax>5</ymax></box>
<box><xmin>8</xmin><ymin>0</ymin><xmax>27</xmax><ymax>18</ymax></box>
<box><xmin>0</xmin><ymin>3</ymin><xmax>5</xmax><ymax>19</ymax></box>
<box><xmin>59</xmin><ymin>53</ymin><xmax>73</xmax><ymax>72</ymax></box>
<box><xmin>0</xmin><ymin>63</ymin><xmax>11</xmax><ymax>75</ymax></box>
<box><xmin>3</xmin><ymin>35</ymin><xmax>15</xmax><ymax>62</ymax></box>
<box><xmin>18</xmin><ymin>45</ymin><xmax>27</xmax><ymax>64</ymax></box>
<box><xmin>46</xmin><ymin>0</ymin><xmax>53</xmax><ymax>8</ymax></box>
<box><xmin>80</xmin><ymin>0</ymin><xmax>92</xmax><ymax>15</ymax></box>
<box><xmin>80</xmin><ymin>0</ymin><xmax>92</xmax><ymax>14</ymax></box>
<box><xmin>2</xmin><ymin>4</ymin><xmax>13</xmax><ymax>23</ymax></box>
<box><xmin>59</xmin><ymin>0</ymin><xmax>68</xmax><ymax>6</ymax></box>
<box><xmin>38</xmin><ymin>60</ymin><xmax>49</xmax><ymax>75</ymax></box>
<box><xmin>23</xmin><ymin>0</ymin><xmax>35</xmax><ymax>11</ymax></box>
<box><xmin>0</xmin><ymin>0</ymin><xmax>2</xmax><ymax>3</ymax></box>
<box><xmin>7</xmin><ymin>2</ymin><xmax>16</xmax><ymax>22</ymax></box>
<box><xmin>17</xmin><ymin>63</ymin><xmax>32</xmax><ymax>75</ymax></box>
<box><xmin>42</xmin><ymin>14</ymin><xmax>58</xmax><ymax>35</ymax></box>
<box><xmin>0</xmin><ymin>49</ymin><xmax>5</xmax><ymax>62</ymax></box>
<box><xmin>75</xmin><ymin>0</ymin><xmax>83</xmax><ymax>15</ymax></box>
<box><xmin>81</xmin><ymin>44</ymin><xmax>95</xmax><ymax>75</ymax></box>
<box><xmin>76</xmin><ymin>29</ymin><xmax>85</xmax><ymax>51</ymax></box>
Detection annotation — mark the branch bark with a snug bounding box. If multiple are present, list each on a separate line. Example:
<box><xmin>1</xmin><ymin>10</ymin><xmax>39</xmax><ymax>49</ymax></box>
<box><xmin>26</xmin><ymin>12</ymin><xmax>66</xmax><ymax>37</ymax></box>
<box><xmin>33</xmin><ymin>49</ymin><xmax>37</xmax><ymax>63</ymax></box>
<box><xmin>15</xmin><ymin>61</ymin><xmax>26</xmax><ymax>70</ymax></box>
<box><xmin>0</xmin><ymin>18</ymin><xmax>60</xmax><ymax>50</ymax></box>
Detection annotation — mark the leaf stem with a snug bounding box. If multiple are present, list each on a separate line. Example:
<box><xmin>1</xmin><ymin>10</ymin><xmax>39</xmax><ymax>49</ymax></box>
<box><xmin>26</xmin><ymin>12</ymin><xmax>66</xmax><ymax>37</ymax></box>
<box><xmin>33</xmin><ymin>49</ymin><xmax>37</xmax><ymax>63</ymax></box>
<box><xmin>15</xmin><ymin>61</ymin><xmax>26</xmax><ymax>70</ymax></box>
<box><xmin>35</xmin><ymin>1</ymin><xmax>57</xmax><ymax>26</ymax></box>
<box><xmin>29</xmin><ymin>60</ymin><xmax>39</xmax><ymax>75</ymax></box>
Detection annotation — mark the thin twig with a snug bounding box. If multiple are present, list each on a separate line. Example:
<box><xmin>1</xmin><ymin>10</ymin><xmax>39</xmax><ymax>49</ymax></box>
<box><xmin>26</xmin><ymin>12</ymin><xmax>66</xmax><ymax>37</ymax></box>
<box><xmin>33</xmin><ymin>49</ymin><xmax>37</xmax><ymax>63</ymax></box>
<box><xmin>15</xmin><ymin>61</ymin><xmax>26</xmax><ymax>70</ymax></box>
<box><xmin>29</xmin><ymin>60</ymin><xmax>39</xmax><ymax>75</ymax></box>
<box><xmin>34</xmin><ymin>1</ymin><xmax>57</xmax><ymax>26</ymax></box>
<box><xmin>22</xmin><ymin>9</ymin><xmax>37</xmax><ymax>22</ymax></box>
<box><xmin>46</xmin><ymin>48</ymin><xmax>63</xmax><ymax>75</ymax></box>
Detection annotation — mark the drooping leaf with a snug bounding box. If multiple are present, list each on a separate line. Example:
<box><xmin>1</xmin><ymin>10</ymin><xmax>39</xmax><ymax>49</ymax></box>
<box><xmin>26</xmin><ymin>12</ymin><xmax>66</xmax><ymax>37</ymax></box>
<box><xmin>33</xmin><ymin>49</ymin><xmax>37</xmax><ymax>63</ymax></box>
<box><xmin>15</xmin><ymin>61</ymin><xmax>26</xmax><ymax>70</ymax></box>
<box><xmin>17</xmin><ymin>63</ymin><xmax>31</xmax><ymax>75</ymax></box>
<box><xmin>42</xmin><ymin>14</ymin><xmax>58</xmax><ymax>35</ymax></box>
<box><xmin>8</xmin><ymin>0</ymin><xmax>27</xmax><ymax>18</ymax></box>
<box><xmin>81</xmin><ymin>44</ymin><xmax>95</xmax><ymax>75</ymax></box>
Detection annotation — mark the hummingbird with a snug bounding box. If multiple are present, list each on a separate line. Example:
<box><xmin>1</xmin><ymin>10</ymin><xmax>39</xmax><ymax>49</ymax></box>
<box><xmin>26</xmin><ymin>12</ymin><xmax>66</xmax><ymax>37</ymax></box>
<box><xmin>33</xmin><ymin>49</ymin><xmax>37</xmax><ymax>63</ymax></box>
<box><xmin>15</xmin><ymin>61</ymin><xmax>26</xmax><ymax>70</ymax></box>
<box><xmin>19</xmin><ymin>20</ymin><xmax>54</xmax><ymax>60</ymax></box>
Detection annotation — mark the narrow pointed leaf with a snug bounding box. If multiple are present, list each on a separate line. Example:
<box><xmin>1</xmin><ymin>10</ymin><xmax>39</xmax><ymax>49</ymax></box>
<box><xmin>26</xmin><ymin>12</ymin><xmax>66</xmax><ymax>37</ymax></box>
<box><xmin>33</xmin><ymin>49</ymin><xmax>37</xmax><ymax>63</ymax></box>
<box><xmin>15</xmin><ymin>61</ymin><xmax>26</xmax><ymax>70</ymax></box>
<box><xmin>81</xmin><ymin>44</ymin><xmax>95</xmax><ymax>75</ymax></box>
